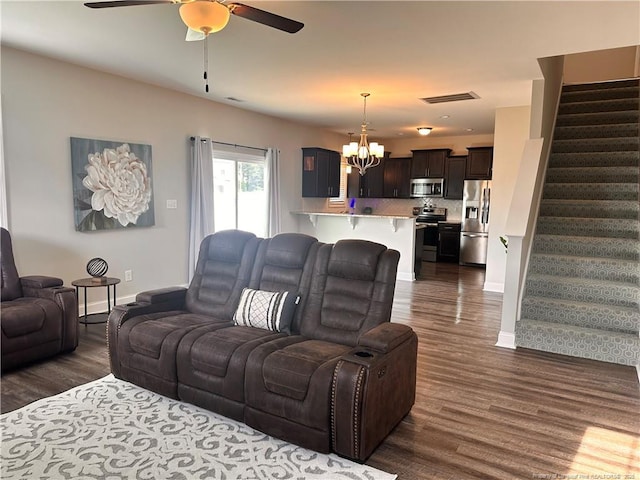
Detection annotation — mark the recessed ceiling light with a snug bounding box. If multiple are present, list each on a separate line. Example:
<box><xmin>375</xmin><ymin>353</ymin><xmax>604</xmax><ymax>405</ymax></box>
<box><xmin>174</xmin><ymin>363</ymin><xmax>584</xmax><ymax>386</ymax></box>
<box><xmin>417</xmin><ymin>127</ymin><xmax>432</xmax><ymax>136</ymax></box>
<box><xmin>466</xmin><ymin>128</ymin><xmax>474</xmax><ymax>132</ymax></box>
<box><xmin>440</xmin><ymin>115</ymin><xmax>450</xmax><ymax>119</ymax></box>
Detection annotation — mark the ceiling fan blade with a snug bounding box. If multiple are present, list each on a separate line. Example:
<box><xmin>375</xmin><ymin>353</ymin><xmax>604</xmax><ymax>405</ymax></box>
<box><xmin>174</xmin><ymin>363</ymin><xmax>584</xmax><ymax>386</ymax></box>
<box><xmin>185</xmin><ymin>28</ymin><xmax>206</xmax><ymax>42</ymax></box>
<box><xmin>228</xmin><ymin>3</ymin><xmax>303</xmax><ymax>34</ymax></box>
<box><xmin>84</xmin><ymin>0</ymin><xmax>173</xmax><ymax>9</ymax></box>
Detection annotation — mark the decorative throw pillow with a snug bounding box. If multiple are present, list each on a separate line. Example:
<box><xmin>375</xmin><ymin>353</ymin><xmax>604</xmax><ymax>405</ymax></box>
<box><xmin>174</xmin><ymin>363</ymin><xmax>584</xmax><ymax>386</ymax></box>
<box><xmin>233</xmin><ymin>288</ymin><xmax>298</xmax><ymax>334</ymax></box>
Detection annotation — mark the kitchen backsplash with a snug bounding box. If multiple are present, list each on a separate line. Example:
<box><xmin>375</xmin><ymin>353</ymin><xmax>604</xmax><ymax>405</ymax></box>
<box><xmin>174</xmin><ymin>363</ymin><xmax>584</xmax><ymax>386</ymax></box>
<box><xmin>301</xmin><ymin>197</ymin><xmax>463</xmax><ymax>222</ymax></box>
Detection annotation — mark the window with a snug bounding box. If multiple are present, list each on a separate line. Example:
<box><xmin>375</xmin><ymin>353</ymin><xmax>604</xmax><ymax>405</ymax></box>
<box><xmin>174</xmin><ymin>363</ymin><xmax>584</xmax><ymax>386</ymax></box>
<box><xmin>328</xmin><ymin>159</ymin><xmax>349</xmax><ymax>209</ymax></box>
<box><xmin>213</xmin><ymin>149</ymin><xmax>267</xmax><ymax>237</ymax></box>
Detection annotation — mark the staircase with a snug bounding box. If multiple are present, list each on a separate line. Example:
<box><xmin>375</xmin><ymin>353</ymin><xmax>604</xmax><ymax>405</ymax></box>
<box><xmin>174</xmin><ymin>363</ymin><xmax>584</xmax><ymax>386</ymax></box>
<box><xmin>515</xmin><ymin>78</ymin><xmax>640</xmax><ymax>367</ymax></box>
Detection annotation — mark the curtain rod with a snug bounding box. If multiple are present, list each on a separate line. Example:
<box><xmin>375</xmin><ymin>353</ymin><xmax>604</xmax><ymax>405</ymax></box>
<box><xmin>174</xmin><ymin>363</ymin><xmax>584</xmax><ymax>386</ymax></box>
<box><xmin>190</xmin><ymin>137</ymin><xmax>267</xmax><ymax>153</ymax></box>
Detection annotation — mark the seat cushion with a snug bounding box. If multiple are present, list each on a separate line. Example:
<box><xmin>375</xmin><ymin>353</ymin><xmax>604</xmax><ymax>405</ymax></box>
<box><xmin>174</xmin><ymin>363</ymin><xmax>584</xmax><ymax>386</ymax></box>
<box><xmin>1</xmin><ymin>298</ymin><xmax>60</xmax><ymax>338</ymax></box>
<box><xmin>177</xmin><ymin>324</ymin><xmax>285</xmax><ymax>404</ymax></box>
<box><xmin>118</xmin><ymin>311</ymin><xmax>228</xmax><ymax>378</ymax></box>
<box><xmin>1</xmin><ymin>298</ymin><xmax>62</xmax><ymax>356</ymax></box>
<box><xmin>262</xmin><ymin>340</ymin><xmax>350</xmax><ymax>401</ymax></box>
<box><xmin>244</xmin><ymin>336</ymin><xmax>351</xmax><ymax>430</ymax></box>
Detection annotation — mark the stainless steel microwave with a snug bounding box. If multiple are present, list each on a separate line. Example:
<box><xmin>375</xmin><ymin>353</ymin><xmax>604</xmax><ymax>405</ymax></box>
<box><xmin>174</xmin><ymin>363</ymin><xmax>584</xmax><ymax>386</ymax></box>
<box><xmin>410</xmin><ymin>178</ymin><xmax>444</xmax><ymax>198</ymax></box>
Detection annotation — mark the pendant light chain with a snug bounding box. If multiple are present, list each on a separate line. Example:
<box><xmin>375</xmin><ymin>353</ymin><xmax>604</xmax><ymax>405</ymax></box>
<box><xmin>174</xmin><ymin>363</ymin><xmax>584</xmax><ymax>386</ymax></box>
<box><xmin>203</xmin><ymin>37</ymin><xmax>209</xmax><ymax>93</ymax></box>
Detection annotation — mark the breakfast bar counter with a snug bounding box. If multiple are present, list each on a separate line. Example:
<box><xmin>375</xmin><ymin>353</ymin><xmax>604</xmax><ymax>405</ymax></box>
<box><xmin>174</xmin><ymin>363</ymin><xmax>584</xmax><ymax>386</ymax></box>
<box><xmin>292</xmin><ymin>211</ymin><xmax>419</xmax><ymax>281</ymax></box>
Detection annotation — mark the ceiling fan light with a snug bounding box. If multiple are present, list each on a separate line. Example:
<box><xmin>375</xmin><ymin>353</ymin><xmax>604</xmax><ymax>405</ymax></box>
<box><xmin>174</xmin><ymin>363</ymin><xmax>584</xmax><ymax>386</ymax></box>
<box><xmin>179</xmin><ymin>1</ymin><xmax>230</xmax><ymax>35</ymax></box>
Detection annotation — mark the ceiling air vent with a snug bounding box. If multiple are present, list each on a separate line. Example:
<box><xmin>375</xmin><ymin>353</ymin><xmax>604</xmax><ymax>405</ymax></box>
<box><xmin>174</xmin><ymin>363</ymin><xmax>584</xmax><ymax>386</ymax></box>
<box><xmin>420</xmin><ymin>91</ymin><xmax>480</xmax><ymax>104</ymax></box>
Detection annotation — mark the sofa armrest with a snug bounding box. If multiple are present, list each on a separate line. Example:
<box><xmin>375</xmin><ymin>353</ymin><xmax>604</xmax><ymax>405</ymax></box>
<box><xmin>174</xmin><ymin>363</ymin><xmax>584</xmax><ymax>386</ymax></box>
<box><xmin>357</xmin><ymin>323</ymin><xmax>415</xmax><ymax>354</ymax></box>
<box><xmin>135</xmin><ymin>286</ymin><xmax>187</xmax><ymax>308</ymax></box>
<box><xmin>331</xmin><ymin>326</ymin><xmax>418</xmax><ymax>462</ymax></box>
<box><xmin>20</xmin><ymin>275</ymin><xmax>63</xmax><ymax>290</ymax></box>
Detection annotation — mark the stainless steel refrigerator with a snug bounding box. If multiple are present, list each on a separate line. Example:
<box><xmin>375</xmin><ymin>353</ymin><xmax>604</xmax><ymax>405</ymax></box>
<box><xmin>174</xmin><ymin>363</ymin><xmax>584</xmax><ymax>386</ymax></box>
<box><xmin>460</xmin><ymin>180</ymin><xmax>491</xmax><ymax>266</ymax></box>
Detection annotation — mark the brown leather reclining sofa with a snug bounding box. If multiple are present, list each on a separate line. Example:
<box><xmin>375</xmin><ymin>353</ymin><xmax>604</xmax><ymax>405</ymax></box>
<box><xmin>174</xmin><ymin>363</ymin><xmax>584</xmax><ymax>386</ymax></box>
<box><xmin>107</xmin><ymin>229</ymin><xmax>417</xmax><ymax>461</ymax></box>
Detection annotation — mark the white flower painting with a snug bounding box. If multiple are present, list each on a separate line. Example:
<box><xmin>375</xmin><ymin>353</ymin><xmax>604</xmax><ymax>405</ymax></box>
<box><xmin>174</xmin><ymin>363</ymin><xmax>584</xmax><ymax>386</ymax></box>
<box><xmin>71</xmin><ymin>138</ymin><xmax>155</xmax><ymax>231</ymax></box>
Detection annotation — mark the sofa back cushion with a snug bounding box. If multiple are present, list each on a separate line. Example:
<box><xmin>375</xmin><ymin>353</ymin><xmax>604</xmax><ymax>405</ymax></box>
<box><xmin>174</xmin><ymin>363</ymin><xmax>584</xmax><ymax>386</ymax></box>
<box><xmin>299</xmin><ymin>239</ymin><xmax>400</xmax><ymax>345</ymax></box>
<box><xmin>185</xmin><ymin>230</ymin><xmax>261</xmax><ymax>319</ymax></box>
<box><xmin>1</xmin><ymin>228</ymin><xmax>23</xmax><ymax>302</ymax></box>
<box><xmin>249</xmin><ymin>233</ymin><xmax>320</xmax><ymax>331</ymax></box>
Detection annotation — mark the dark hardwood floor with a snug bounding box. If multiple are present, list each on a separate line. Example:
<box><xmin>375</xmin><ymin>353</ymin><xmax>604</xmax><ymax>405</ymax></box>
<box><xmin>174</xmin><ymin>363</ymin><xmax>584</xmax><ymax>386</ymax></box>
<box><xmin>2</xmin><ymin>262</ymin><xmax>639</xmax><ymax>479</ymax></box>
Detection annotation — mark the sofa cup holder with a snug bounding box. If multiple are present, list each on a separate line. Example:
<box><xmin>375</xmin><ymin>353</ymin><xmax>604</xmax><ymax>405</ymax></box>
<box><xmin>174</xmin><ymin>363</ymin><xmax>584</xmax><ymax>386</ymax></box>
<box><xmin>354</xmin><ymin>350</ymin><xmax>374</xmax><ymax>358</ymax></box>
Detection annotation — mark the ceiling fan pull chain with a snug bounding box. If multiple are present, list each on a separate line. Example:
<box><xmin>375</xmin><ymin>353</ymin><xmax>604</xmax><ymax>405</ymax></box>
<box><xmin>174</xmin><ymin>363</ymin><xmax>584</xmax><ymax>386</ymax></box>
<box><xmin>203</xmin><ymin>36</ymin><xmax>209</xmax><ymax>93</ymax></box>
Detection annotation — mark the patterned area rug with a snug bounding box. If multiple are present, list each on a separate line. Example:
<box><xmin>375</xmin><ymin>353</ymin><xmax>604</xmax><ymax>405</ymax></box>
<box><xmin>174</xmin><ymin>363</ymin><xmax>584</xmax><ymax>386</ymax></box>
<box><xmin>1</xmin><ymin>375</ymin><xmax>396</xmax><ymax>480</ymax></box>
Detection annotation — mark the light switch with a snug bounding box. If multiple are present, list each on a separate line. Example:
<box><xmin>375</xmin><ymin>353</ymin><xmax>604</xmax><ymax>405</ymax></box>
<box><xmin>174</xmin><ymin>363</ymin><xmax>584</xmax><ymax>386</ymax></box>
<box><xmin>166</xmin><ymin>199</ymin><xmax>178</xmax><ymax>209</ymax></box>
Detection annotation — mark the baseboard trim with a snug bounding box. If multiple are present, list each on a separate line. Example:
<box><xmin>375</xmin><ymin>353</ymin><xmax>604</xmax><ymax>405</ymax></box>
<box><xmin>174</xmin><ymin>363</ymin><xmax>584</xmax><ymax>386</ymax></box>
<box><xmin>495</xmin><ymin>331</ymin><xmax>516</xmax><ymax>349</ymax></box>
<box><xmin>397</xmin><ymin>272</ymin><xmax>415</xmax><ymax>282</ymax></box>
<box><xmin>77</xmin><ymin>294</ymin><xmax>136</xmax><ymax>317</ymax></box>
<box><xmin>483</xmin><ymin>282</ymin><xmax>504</xmax><ymax>293</ymax></box>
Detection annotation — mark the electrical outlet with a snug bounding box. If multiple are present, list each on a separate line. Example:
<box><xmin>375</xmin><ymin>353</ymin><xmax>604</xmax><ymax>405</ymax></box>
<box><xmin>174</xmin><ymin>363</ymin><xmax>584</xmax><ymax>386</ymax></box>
<box><xmin>124</xmin><ymin>270</ymin><xmax>132</xmax><ymax>282</ymax></box>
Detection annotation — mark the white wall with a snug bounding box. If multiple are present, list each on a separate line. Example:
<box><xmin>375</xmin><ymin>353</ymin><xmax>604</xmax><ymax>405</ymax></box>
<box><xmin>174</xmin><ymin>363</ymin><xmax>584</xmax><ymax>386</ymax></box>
<box><xmin>1</xmin><ymin>47</ymin><xmax>345</xmax><ymax>308</ymax></box>
<box><xmin>483</xmin><ymin>106</ymin><xmax>531</xmax><ymax>293</ymax></box>
<box><xmin>564</xmin><ymin>46</ymin><xmax>639</xmax><ymax>84</ymax></box>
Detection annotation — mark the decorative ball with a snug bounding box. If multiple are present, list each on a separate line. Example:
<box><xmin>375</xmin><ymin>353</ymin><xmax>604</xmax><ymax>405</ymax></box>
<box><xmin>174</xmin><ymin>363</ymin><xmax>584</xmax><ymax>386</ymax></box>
<box><xmin>86</xmin><ymin>257</ymin><xmax>108</xmax><ymax>278</ymax></box>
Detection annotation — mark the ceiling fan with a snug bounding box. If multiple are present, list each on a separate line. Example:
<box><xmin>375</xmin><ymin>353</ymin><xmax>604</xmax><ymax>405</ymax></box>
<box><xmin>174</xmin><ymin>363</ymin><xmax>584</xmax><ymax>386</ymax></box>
<box><xmin>84</xmin><ymin>0</ymin><xmax>304</xmax><ymax>36</ymax></box>
<box><xmin>84</xmin><ymin>0</ymin><xmax>304</xmax><ymax>92</ymax></box>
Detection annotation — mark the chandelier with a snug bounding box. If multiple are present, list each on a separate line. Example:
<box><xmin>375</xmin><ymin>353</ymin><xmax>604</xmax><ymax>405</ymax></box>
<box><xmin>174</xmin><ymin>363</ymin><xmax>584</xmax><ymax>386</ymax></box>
<box><xmin>342</xmin><ymin>93</ymin><xmax>385</xmax><ymax>176</ymax></box>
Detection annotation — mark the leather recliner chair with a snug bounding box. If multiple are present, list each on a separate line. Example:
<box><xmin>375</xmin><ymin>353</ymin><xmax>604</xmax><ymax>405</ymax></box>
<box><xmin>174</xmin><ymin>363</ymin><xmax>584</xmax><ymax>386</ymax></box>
<box><xmin>1</xmin><ymin>227</ymin><xmax>78</xmax><ymax>371</ymax></box>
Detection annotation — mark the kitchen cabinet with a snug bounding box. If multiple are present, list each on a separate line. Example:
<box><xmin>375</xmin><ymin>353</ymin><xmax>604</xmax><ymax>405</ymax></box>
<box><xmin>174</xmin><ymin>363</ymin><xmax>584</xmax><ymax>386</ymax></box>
<box><xmin>302</xmin><ymin>147</ymin><xmax>341</xmax><ymax>197</ymax></box>
<box><xmin>444</xmin><ymin>155</ymin><xmax>467</xmax><ymax>200</ymax></box>
<box><xmin>383</xmin><ymin>157</ymin><xmax>411</xmax><ymax>198</ymax></box>
<box><xmin>466</xmin><ymin>146</ymin><xmax>493</xmax><ymax>179</ymax></box>
<box><xmin>347</xmin><ymin>158</ymin><xmax>385</xmax><ymax>198</ymax></box>
<box><xmin>411</xmin><ymin>149</ymin><xmax>451</xmax><ymax>178</ymax></box>
<box><xmin>437</xmin><ymin>222</ymin><xmax>461</xmax><ymax>263</ymax></box>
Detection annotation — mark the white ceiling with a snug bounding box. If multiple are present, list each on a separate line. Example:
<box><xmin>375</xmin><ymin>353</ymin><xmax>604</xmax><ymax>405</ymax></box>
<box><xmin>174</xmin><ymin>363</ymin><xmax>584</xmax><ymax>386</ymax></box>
<box><xmin>2</xmin><ymin>1</ymin><xmax>639</xmax><ymax>139</ymax></box>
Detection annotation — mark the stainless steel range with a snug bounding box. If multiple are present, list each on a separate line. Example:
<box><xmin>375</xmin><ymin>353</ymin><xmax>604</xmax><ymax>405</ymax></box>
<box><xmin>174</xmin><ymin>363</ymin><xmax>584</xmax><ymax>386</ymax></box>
<box><xmin>415</xmin><ymin>207</ymin><xmax>447</xmax><ymax>262</ymax></box>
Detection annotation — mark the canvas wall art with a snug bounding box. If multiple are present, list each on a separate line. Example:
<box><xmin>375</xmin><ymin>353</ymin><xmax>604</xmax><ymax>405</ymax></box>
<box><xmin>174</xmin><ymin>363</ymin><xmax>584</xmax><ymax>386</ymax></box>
<box><xmin>71</xmin><ymin>137</ymin><xmax>155</xmax><ymax>232</ymax></box>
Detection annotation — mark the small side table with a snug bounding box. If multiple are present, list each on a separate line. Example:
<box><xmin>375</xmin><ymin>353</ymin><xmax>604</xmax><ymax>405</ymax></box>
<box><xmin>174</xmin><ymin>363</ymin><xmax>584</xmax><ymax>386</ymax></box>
<box><xmin>72</xmin><ymin>277</ymin><xmax>121</xmax><ymax>325</ymax></box>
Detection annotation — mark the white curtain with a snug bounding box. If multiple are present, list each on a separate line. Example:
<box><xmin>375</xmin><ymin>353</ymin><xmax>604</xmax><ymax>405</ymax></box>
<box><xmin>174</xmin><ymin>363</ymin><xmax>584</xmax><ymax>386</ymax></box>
<box><xmin>188</xmin><ymin>136</ymin><xmax>214</xmax><ymax>280</ymax></box>
<box><xmin>265</xmin><ymin>147</ymin><xmax>281</xmax><ymax>237</ymax></box>
<box><xmin>0</xmin><ymin>99</ymin><xmax>8</xmax><ymax>228</ymax></box>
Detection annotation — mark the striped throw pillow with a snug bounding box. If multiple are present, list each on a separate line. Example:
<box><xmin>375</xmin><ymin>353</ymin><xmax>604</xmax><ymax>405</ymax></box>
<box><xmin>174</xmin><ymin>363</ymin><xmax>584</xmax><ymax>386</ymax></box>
<box><xmin>233</xmin><ymin>288</ymin><xmax>297</xmax><ymax>333</ymax></box>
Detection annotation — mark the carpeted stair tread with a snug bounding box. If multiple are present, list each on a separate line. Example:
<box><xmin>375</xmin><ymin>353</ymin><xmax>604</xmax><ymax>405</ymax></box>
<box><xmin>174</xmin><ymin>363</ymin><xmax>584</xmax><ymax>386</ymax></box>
<box><xmin>560</xmin><ymin>86</ymin><xmax>640</xmax><ymax>103</ymax></box>
<box><xmin>558</xmin><ymin>98</ymin><xmax>639</xmax><ymax>115</ymax></box>
<box><xmin>536</xmin><ymin>216</ymin><xmax>639</xmax><ymax>238</ymax></box>
<box><xmin>515</xmin><ymin>319</ymin><xmax>640</xmax><ymax>366</ymax></box>
<box><xmin>545</xmin><ymin>166</ymin><xmax>638</xmax><ymax>183</ymax></box>
<box><xmin>543</xmin><ymin>182</ymin><xmax>638</xmax><ymax>200</ymax></box>
<box><xmin>555</xmin><ymin>110</ymin><xmax>639</xmax><ymax>127</ymax></box>
<box><xmin>553</xmin><ymin>123</ymin><xmax>639</xmax><ymax>140</ymax></box>
<box><xmin>562</xmin><ymin>79</ymin><xmax>640</xmax><ymax>91</ymax></box>
<box><xmin>528</xmin><ymin>252</ymin><xmax>639</xmax><ymax>284</ymax></box>
<box><xmin>521</xmin><ymin>296</ymin><xmax>640</xmax><ymax>334</ymax></box>
<box><xmin>548</xmin><ymin>151</ymin><xmax>639</xmax><ymax>168</ymax></box>
<box><xmin>532</xmin><ymin>234</ymin><xmax>640</xmax><ymax>260</ymax></box>
<box><xmin>525</xmin><ymin>274</ymin><xmax>639</xmax><ymax>308</ymax></box>
<box><xmin>551</xmin><ymin>137</ymin><xmax>639</xmax><ymax>153</ymax></box>
<box><xmin>539</xmin><ymin>199</ymin><xmax>639</xmax><ymax>219</ymax></box>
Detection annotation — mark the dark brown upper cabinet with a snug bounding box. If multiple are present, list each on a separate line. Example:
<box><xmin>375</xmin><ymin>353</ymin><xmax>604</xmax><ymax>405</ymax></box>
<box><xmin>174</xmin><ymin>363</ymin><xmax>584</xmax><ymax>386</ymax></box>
<box><xmin>444</xmin><ymin>155</ymin><xmax>467</xmax><ymax>200</ymax></box>
<box><xmin>347</xmin><ymin>158</ymin><xmax>386</xmax><ymax>198</ymax></box>
<box><xmin>466</xmin><ymin>146</ymin><xmax>493</xmax><ymax>179</ymax></box>
<box><xmin>383</xmin><ymin>157</ymin><xmax>411</xmax><ymax>198</ymax></box>
<box><xmin>410</xmin><ymin>149</ymin><xmax>451</xmax><ymax>178</ymax></box>
<box><xmin>302</xmin><ymin>147</ymin><xmax>341</xmax><ymax>197</ymax></box>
